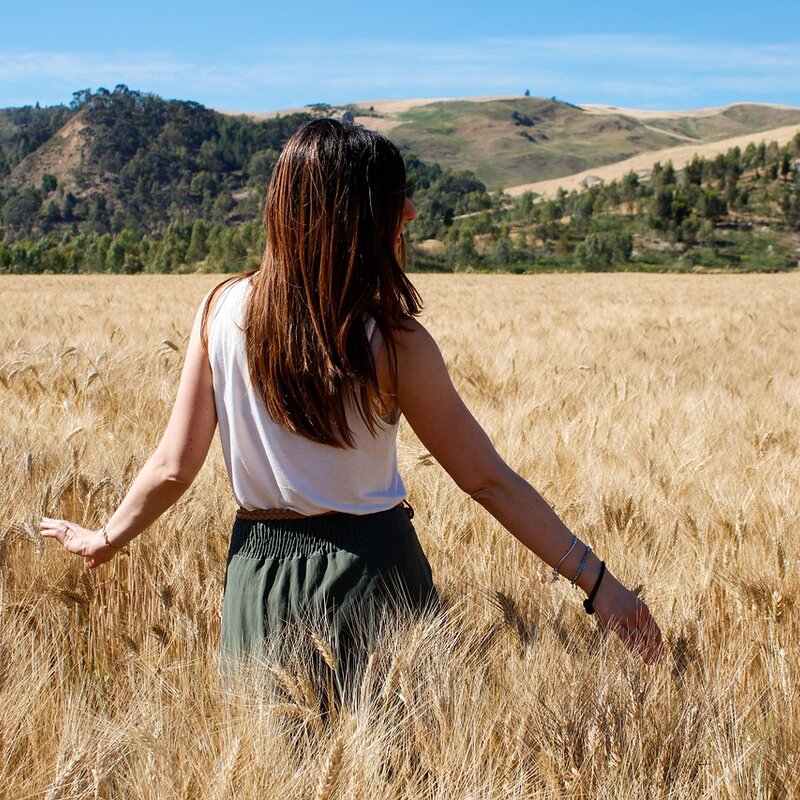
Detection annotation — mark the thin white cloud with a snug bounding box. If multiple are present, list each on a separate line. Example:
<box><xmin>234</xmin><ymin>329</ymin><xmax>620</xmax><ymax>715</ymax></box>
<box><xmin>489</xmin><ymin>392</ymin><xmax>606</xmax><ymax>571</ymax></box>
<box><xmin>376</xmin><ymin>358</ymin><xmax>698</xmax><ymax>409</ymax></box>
<box><xmin>0</xmin><ymin>52</ymin><xmax>192</xmax><ymax>84</ymax></box>
<box><xmin>1</xmin><ymin>34</ymin><xmax>798</xmax><ymax>109</ymax></box>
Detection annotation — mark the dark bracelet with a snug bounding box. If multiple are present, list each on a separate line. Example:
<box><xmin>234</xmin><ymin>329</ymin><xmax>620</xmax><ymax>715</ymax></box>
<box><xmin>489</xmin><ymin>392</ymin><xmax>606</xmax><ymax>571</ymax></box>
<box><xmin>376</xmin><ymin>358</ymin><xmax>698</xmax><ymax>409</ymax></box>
<box><xmin>583</xmin><ymin>561</ymin><xmax>606</xmax><ymax>615</ymax></box>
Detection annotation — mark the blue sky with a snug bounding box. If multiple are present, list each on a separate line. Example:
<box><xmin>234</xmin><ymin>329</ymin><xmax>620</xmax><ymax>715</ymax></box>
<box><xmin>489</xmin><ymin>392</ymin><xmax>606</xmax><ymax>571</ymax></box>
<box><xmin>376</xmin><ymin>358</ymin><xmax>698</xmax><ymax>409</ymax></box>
<box><xmin>2</xmin><ymin>0</ymin><xmax>799</xmax><ymax>111</ymax></box>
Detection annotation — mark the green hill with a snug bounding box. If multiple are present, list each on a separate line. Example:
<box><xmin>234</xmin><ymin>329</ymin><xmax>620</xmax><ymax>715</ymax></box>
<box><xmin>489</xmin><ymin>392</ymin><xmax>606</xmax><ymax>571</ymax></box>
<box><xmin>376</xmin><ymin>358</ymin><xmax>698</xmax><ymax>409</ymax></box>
<box><xmin>361</xmin><ymin>97</ymin><xmax>683</xmax><ymax>190</ymax></box>
<box><xmin>1</xmin><ymin>87</ymin><xmax>318</xmax><ymax>237</ymax></box>
<box><xmin>1</xmin><ymin>88</ymin><xmax>798</xmax><ymax>275</ymax></box>
<box><xmin>346</xmin><ymin>98</ymin><xmax>800</xmax><ymax>191</ymax></box>
<box><xmin>0</xmin><ymin>87</ymin><xmax>491</xmax><ymax>273</ymax></box>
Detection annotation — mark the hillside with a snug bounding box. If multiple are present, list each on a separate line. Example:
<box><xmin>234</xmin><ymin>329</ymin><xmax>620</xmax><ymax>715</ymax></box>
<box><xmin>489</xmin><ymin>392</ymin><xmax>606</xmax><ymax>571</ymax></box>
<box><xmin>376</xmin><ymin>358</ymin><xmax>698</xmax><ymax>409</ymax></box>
<box><xmin>0</xmin><ymin>88</ymin><xmax>494</xmax><ymax>272</ymax></box>
<box><xmin>0</xmin><ymin>87</ymin><xmax>321</xmax><ymax>237</ymax></box>
<box><xmin>1</xmin><ymin>89</ymin><xmax>798</xmax><ymax>275</ymax></box>
<box><xmin>427</xmin><ymin>135</ymin><xmax>800</xmax><ymax>274</ymax></box>
<box><xmin>3</xmin><ymin>114</ymin><xmax>90</xmax><ymax>196</ymax></box>
<box><xmin>6</xmin><ymin>90</ymin><xmax>799</xmax><ymax>226</ymax></box>
<box><xmin>229</xmin><ymin>96</ymin><xmax>800</xmax><ymax>192</ymax></box>
<box><xmin>0</xmin><ymin>103</ymin><xmax>74</xmax><ymax>178</ymax></box>
<box><xmin>355</xmin><ymin>97</ymin><xmax>688</xmax><ymax>190</ymax></box>
<box><xmin>505</xmin><ymin>123</ymin><xmax>800</xmax><ymax>198</ymax></box>
<box><xmin>340</xmin><ymin>98</ymin><xmax>800</xmax><ymax>191</ymax></box>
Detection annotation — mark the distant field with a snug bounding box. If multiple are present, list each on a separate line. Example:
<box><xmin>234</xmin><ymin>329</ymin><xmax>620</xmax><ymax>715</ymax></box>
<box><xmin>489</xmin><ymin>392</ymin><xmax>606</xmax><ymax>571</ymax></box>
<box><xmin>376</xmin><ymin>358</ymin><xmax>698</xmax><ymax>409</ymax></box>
<box><xmin>1</xmin><ymin>273</ymin><xmax>798</xmax><ymax>798</ymax></box>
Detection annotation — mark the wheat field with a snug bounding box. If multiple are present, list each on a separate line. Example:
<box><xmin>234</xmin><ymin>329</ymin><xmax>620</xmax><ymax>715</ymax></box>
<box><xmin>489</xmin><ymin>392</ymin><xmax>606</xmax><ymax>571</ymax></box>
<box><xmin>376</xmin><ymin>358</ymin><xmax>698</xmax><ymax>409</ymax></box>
<box><xmin>0</xmin><ymin>272</ymin><xmax>798</xmax><ymax>799</ymax></box>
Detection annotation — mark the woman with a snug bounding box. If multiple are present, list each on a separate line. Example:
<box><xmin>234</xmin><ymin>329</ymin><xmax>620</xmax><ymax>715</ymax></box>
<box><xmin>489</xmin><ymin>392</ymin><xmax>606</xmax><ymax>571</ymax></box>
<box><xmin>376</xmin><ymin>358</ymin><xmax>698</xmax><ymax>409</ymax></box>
<box><xmin>40</xmin><ymin>120</ymin><xmax>662</xmax><ymax>679</ymax></box>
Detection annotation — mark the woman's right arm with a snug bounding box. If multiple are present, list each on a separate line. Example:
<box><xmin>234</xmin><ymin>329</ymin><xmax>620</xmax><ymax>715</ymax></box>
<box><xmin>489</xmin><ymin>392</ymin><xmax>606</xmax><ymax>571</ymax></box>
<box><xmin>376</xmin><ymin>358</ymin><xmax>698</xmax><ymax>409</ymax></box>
<box><xmin>389</xmin><ymin>319</ymin><xmax>663</xmax><ymax>664</ymax></box>
<box><xmin>40</xmin><ymin>298</ymin><xmax>218</xmax><ymax>568</ymax></box>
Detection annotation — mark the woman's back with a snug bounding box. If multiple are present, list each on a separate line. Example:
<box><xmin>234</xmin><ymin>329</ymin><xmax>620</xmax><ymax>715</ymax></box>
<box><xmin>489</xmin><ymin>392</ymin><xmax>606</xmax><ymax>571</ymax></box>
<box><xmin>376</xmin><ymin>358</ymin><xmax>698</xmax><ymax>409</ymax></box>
<box><xmin>208</xmin><ymin>276</ymin><xmax>406</xmax><ymax>514</ymax></box>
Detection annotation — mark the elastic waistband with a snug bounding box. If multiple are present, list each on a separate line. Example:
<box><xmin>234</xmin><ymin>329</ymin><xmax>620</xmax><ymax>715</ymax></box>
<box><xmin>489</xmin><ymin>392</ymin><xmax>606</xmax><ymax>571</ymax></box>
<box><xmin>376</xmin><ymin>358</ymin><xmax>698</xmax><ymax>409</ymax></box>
<box><xmin>228</xmin><ymin>504</ymin><xmax>414</xmax><ymax>560</ymax></box>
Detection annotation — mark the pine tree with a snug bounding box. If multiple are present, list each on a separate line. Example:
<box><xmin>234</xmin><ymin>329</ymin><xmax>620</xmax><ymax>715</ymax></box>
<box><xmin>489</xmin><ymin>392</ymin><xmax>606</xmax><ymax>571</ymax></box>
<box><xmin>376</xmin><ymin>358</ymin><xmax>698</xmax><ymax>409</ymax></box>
<box><xmin>186</xmin><ymin>219</ymin><xmax>209</xmax><ymax>263</ymax></box>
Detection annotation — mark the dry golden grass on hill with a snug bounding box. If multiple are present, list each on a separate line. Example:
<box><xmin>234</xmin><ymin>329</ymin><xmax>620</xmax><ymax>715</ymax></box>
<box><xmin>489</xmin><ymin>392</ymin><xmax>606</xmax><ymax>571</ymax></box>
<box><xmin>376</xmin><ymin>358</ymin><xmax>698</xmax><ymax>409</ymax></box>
<box><xmin>504</xmin><ymin>123</ymin><xmax>800</xmax><ymax>197</ymax></box>
<box><xmin>1</xmin><ymin>273</ymin><xmax>798</xmax><ymax>798</ymax></box>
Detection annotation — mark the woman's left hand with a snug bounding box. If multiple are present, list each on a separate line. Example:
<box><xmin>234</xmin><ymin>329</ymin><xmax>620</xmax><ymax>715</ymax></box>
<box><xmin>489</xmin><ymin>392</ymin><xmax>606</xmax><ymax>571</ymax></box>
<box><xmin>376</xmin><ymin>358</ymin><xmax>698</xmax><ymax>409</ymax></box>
<box><xmin>39</xmin><ymin>518</ymin><xmax>118</xmax><ymax>569</ymax></box>
<box><xmin>591</xmin><ymin>573</ymin><xmax>663</xmax><ymax>665</ymax></box>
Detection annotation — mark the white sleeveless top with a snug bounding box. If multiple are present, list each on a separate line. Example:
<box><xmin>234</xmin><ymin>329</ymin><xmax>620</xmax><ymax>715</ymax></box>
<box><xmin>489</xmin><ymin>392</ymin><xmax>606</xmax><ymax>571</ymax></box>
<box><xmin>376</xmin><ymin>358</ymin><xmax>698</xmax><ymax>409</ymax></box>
<box><xmin>207</xmin><ymin>277</ymin><xmax>406</xmax><ymax>514</ymax></box>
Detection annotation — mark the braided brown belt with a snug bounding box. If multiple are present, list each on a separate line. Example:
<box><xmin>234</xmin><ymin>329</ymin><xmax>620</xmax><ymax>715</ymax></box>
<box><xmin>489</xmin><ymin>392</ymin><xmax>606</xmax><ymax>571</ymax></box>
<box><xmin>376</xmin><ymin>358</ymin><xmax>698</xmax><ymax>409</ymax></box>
<box><xmin>235</xmin><ymin>501</ymin><xmax>414</xmax><ymax>521</ymax></box>
<box><xmin>235</xmin><ymin>507</ymin><xmax>336</xmax><ymax>521</ymax></box>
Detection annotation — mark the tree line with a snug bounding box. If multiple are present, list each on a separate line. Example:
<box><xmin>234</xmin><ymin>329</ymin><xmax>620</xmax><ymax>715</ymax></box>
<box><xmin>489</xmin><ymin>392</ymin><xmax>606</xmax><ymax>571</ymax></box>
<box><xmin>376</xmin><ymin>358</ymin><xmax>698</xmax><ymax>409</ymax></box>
<box><xmin>415</xmin><ymin>134</ymin><xmax>800</xmax><ymax>272</ymax></box>
<box><xmin>1</xmin><ymin>86</ymin><xmax>798</xmax><ymax>273</ymax></box>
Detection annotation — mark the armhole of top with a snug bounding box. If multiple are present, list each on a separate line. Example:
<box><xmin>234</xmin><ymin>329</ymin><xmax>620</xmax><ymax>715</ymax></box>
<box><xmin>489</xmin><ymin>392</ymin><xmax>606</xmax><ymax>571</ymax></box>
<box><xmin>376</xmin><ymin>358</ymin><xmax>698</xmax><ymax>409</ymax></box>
<box><xmin>366</xmin><ymin>316</ymin><xmax>384</xmax><ymax>360</ymax></box>
<box><xmin>203</xmin><ymin>276</ymin><xmax>248</xmax><ymax>361</ymax></box>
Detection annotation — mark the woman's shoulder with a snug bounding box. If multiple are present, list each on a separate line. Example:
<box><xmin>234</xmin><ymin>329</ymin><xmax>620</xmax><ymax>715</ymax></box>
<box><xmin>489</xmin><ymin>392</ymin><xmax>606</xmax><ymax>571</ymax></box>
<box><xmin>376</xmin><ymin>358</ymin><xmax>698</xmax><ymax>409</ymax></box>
<box><xmin>380</xmin><ymin>317</ymin><xmax>445</xmax><ymax>396</ymax></box>
<box><xmin>374</xmin><ymin>316</ymin><xmax>438</xmax><ymax>404</ymax></box>
<box><xmin>391</xmin><ymin>316</ymin><xmax>438</xmax><ymax>359</ymax></box>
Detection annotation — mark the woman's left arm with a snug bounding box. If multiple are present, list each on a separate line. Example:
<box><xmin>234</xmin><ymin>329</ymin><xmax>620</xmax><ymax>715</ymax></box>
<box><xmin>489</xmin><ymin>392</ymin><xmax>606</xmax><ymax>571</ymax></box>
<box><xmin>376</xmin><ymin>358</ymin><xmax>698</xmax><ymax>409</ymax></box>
<box><xmin>40</xmin><ymin>299</ymin><xmax>218</xmax><ymax>569</ymax></box>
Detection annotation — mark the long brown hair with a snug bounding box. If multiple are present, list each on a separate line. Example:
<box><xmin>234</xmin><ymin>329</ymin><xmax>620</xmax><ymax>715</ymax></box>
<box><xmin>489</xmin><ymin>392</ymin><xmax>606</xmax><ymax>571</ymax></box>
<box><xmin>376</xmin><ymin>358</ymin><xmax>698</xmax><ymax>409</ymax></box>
<box><xmin>205</xmin><ymin>119</ymin><xmax>421</xmax><ymax>447</ymax></box>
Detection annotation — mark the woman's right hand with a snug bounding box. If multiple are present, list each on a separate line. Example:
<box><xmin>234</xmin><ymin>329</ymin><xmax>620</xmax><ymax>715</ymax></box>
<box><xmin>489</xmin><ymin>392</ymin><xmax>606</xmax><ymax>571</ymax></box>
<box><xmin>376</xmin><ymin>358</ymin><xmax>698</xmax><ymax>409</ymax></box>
<box><xmin>39</xmin><ymin>518</ymin><xmax>120</xmax><ymax>570</ymax></box>
<box><xmin>591</xmin><ymin>573</ymin><xmax>663</xmax><ymax>664</ymax></box>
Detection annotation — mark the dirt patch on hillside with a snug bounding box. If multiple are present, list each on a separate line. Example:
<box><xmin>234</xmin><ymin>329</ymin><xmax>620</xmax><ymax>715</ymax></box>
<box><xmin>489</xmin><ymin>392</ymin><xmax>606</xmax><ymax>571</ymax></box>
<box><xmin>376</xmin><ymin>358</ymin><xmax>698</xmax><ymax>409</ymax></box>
<box><xmin>351</xmin><ymin>116</ymin><xmax>405</xmax><ymax>134</ymax></box>
<box><xmin>7</xmin><ymin>115</ymin><xmax>90</xmax><ymax>193</ymax></box>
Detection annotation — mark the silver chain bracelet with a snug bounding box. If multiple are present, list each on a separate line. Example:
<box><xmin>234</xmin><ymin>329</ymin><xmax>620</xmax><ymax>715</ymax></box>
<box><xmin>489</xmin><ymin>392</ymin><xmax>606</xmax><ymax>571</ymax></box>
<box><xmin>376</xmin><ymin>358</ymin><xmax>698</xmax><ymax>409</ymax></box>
<box><xmin>570</xmin><ymin>545</ymin><xmax>592</xmax><ymax>586</ymax></box>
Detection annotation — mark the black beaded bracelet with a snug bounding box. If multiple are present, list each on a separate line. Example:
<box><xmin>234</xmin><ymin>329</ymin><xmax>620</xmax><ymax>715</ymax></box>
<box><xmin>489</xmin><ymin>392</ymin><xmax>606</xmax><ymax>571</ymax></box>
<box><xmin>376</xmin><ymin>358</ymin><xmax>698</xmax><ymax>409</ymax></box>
<box><xmin>583</xmin><ymin>561</ymin><xmax>606</xmax><ymax>615</ymax></box>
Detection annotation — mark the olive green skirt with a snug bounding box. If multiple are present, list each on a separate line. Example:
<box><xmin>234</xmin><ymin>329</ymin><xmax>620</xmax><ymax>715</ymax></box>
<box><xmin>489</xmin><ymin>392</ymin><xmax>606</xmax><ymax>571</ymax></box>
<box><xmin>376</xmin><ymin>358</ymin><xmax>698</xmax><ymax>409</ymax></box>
<box><xmin>220</xmin><ymin>504</ymin><xmax>438</xmax><ymax>679</ymax></box>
